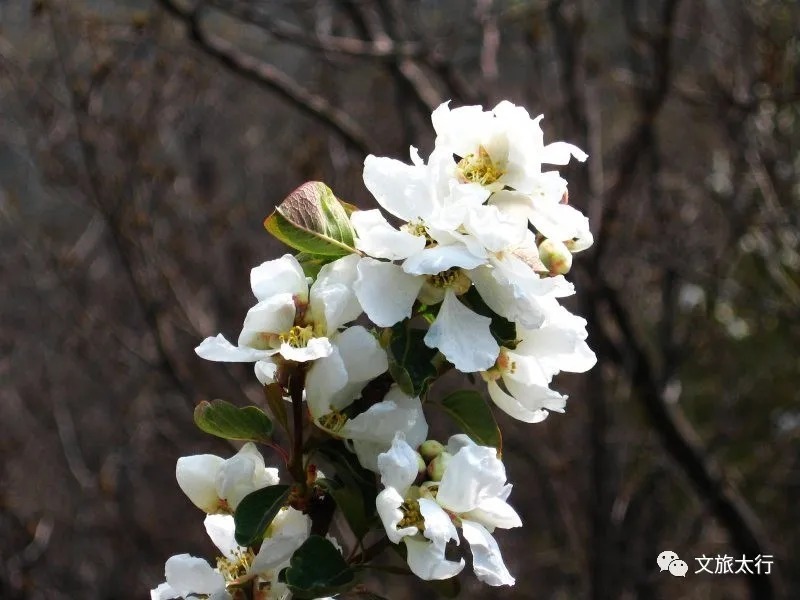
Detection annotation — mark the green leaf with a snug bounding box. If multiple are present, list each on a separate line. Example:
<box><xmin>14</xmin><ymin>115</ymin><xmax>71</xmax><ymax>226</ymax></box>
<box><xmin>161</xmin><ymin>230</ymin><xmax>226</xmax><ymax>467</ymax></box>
<box><xmin>338</xmin><ymin>199</ymin><xmax>359</xmax><ymax>216</ymax></box>
<box><xmin>283</xmin><ymin>535</ymin><xmax>358</xmax><ymax>599</ymax></box>
<box><xmin>233</xmin><ymin>484</ymin><xmax>291</xmax><ymax>546</ymax></box>
<box><xmin>264</xmin><ymin>181</ymin><xmax>356</xmax><ymax>256</ymax></box>
<box><xmin>312</xmin><ymin>441</ymin><xmax>378</xmax><ymax>541</ymax></box>
<box><xmin>387</xmin><ymin>321</ymin><xmax>439</xmax><ymax>396</ymax></box>
<box><xmin>317</xmin><ymin>478</ymin><xmax>374</xmax><ymax>541</ymax></box>
<box><xmin>193</xmin><ymin>399</ymin><xmax>273</xmax><ymax>443</ymax></box>
<box><xmin>313</xmin><ymin>440</ymin><xmax>378</xmax><ymax>491</ymax></box>
<box><xmin>294</xmin><ymin>251</ymin><xmax>330</xmax><ymax>278</ymax></box>
<box><xmin>460</xmin><ymin>286</ymin><xmax>518</xmax><ymax>348</ymax></box>
<box><xmin>440</xmin><ymin>390</ymin><xmax>502</xmax><ymax>450</ymax></box>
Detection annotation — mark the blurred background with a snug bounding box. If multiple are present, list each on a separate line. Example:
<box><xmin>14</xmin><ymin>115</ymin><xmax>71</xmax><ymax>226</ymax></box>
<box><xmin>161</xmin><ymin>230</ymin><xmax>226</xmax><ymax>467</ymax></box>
<box><xmin>1</xmin><ymin>0</ymin><xmax>798</xmax><ymax>598</ymax></box>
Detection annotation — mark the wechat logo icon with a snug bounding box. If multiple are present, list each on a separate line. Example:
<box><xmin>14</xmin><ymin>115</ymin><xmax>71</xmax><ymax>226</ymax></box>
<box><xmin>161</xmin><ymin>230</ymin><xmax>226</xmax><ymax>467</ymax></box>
<box><xmin>657</xmin><ymin>550</ymin><xmax>688</xmax><ymax>577</ymax></box>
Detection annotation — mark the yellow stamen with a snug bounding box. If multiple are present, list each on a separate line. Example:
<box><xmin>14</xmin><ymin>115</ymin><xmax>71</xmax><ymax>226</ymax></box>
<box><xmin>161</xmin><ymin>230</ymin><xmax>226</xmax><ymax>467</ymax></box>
<box><xmin>398</xmin><ymin>499</ymin><xmax>425</xmax><ymax>532</ymax></box>
<box><xmin>216</xmin><ymin>548</ymin><xmax>255</xmax><ymax>584</ymax></box>
<box><xmin>279</xmin><ymin>325</ymin><xmax>315</xmax><ymax>348</ymax></box>
<box><xmin>457</xmin><ymin>146</ymin><xmax>505</xmax><ymax>186</ymax></box>
<box><xmin>318</xmin><ymin>409</ymin><xmax>349</xmax><ymax>433</ymax></box>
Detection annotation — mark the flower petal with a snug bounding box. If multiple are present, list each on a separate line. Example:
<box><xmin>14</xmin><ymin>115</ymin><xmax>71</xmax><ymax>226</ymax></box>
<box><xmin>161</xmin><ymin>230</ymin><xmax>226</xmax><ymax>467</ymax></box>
<box><xmin>305</xmin><ymin>345</ymin><xmax>349</xmax><ymax>419</ymax></box>
<box><xmin>332</xmin><ymin>326</ymin><xmax>389</xmax><ymax>395</ymax></box>
<box><xmin>354</xmin><ymin>258</ymin><xmax>423</xmax><ymax>327</ymax></box>
<box><xmin>342</xmin><ymin>387</ymin><xmax>428</xmax><ymax>471</ymax></box>
<box><xmin>436</xmin><ymin>444</ymin><xmax>507</xmax><ymax>514</ymax></box>
<box><xmin>376</xmin><ymin>488</ymin><xmax>418</xmax><ymax>544</ymax></box>
<box><xmin>402</xmin><ymin>245</ymin><xmax>486</xmax><ymax>276</ymax></box>
<box><xmin>418</xmin><ymin>498</ymin><xmax>459</xmax><ymax>550</ymax></box>
<box><xmin>176</xmin><ymin>454</ymin><xmax>225</xmax><ymax>513</ymax></box>
<box><xmin>464</xmin><ymin>496</ymin><xmax>523</xmax><ymax>530</ymax></box>
<box><xmin>352</xmin><ymin>209</ymin><xmax>426</xmax><ymax>260</ymax></box>
<box><xmin>164</xmin><ymin>554</ymin><xmax>225</xmax><ymax>596</ymax></box>
<box><xmin>462</xmin><ymin>204</ymin><xmax>527</xmax><ymax>253</ymax></box>
<box><xmin>278</xmin><ymin>336</ymin><xmax>332</xmax><ymax>362</ymax></box>
<box><xmin>251</xmin><ymin>507</ymin><xmax>311</xmax><ymax>573</ymax></box>
<box><xmin>529</xmin><ymin>202</ymin><xmax>592</xmax><ymax>249</ymax></box>
<box><xmin>195</xmin><ymin>334</ymin><xmax>276</xmax><ymax>363</ymax></box>
<box><xmin>363</xmin><ymin>155</ymin><xmax>433</xmax><ymax>222</ymax></box>
<box><xmin>204</xmin><ymin>514</ymin><xmax>239</xmax><ymax>559</ymax></box>
<box><xmin>376</xmin><ymin>433</ymin><xmax>420</xmax><ymax>494</ymax></box>
<box><xmin>254</xmin><ymin>359</ymin><xmax>278</xmax><ymax>385</ymax></box>
<box><xmin>309</xmin><ymin>254</ymin><xmax>362</xmax><ymax>332</ymax></box>
<box><xmin>541</xmin><ymin>141</ymin><xmax>588</xmax><ymax>165</ymax></box>
<box><xmin>403</xmin><ymin>536</ymin><xmax>465</xmax><ymax>581</ymax></box>
<box><xmin>238</xmin><ymin>294</ymin><xmax>297</xmax><ymax>348</ymax></box>
<box><xmin>461</xmin><ymin>520</ymin><xmax>515</xmax><ymax>586</ymax></box>
<box><xmin>150</xmin><ymin>582</ymin><xmax>179</xmax><ymax>600</ymax></box>
<box><xmin>216</xmin><ymin>442</ymin><xmax>277</xmax><ymax>511</ymax></box>
<box><xmin>424</xmin><ymin>290</ymin><xmax>499</xmax><ymax>373</ymax></box>
<box><xmin>487</xmin><ymin>380</ymin><xmax>562</xmax><ymax>423</ymax></box>
<box><xmin>250</xmin><ymin>254</ymin><xmax>308</xmax><ymax>302</ymax></box>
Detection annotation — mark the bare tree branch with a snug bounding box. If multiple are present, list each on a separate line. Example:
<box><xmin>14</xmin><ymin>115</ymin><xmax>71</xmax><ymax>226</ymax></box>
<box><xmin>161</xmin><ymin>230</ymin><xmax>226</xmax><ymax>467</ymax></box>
<box><xmin>155</xmin><ymin>0</ymin><xmax>374</xmax><ymax>155</ymax></box>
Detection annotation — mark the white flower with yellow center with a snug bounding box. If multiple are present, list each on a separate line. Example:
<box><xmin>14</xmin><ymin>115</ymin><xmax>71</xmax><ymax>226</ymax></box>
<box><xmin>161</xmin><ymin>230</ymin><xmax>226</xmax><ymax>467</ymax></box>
<box><xmin>353</xmin><ymin>257</ymin><xmax>499</xmax><ymax>373</ymax></box>
<box><xmin>432</xmin><ymin>100</ymin><xmax>588</xmax><ymax>195</ymax></box>
<box><xmin>150</xmin><ymin>509</ymin><xmax>311</xmax><ymax>600</ymax></box>
<box><xmin>195</xmin><ymin>254</ymin><xmax>362</xmax><ymax>381</ymax></box>
<box><xmin>175</xmin><ymin>442</ymin><xmax>280</xmax><ymax>514</ymax></box>
<box><xmin>482</xmin><ymin>304</ymin><xmax>597</xmax><ymax>422</ymax></box>
<box><xmin>376</xmin><ymin>434</ymin><xmax>521</xmax><ymax>586</ymax></box>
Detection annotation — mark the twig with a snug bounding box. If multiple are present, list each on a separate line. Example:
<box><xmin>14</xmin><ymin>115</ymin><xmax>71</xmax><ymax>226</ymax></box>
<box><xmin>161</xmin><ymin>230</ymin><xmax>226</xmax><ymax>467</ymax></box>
<box><xmin>155</xmin><ymin>0</ymin><xmax>374</xmax><ymax>155</ymax></box>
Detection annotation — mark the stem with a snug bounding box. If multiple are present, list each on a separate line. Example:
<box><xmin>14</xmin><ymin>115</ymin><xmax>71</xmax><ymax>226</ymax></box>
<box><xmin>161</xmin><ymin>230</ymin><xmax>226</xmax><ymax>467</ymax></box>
<box><xmin>288</xmin><ymin>370</ymin><xmax>306</xmax><ymax>486</ymax></box>
<box><xmin>348</xmin><ymin>536</ymin><xmax>391</xmax><ymax>565</ymax></box>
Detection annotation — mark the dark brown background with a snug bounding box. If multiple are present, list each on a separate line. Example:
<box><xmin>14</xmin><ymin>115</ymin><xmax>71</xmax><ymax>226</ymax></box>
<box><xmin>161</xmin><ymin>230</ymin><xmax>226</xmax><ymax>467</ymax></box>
<box><xmin>1</xmin><ymin>0</ymin><xmax>798</xmax><ymax>598</ymax></box>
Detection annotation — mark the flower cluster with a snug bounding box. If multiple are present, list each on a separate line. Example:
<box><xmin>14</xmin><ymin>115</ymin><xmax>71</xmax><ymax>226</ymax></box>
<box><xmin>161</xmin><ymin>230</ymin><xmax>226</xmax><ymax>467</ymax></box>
<box><xmin>152</xmin><ymin>444</ymin><xmax>317</xmax><ymax>600</ymax></box>
<box><xmin>154</xmin><ymin>101</ymin><xmax>595</xmax><ymax>599</ymax></box>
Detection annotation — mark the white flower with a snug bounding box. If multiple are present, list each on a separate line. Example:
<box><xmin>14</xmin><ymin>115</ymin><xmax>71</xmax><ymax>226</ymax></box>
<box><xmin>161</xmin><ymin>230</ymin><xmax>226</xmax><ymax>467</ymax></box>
<box><xmin>305</xmin><ymin>325</ymin><xmax>388</xmax><ymax>420</ymax></box>
<box><xmin>375</xmin><ymin>434</ymin><xmax>465</xmax><ymax>581</ymax></box>
<box><xmin>432</xmin><ymin>100</ymin><xmax>587</xmax><ymax>195</ymax></box>
<box><xmin>482</xmin><ymin>304</ymin><xmax>596</xmax><ymax>423</ymax></box>
<box><xmin>195</xmin><ymin>254</ymin><xmax>362</xmax><ymax>380</ymax></box>
<box><xmin>176</xmin><ymin>442</ymin><xmax>279</xmax><ymax>514</ymax></box>
<box><xmin>362</xmin><ymin>145</ymin><xmax>490</xmax><ymax>234</ymax></box>
<box><xmin>150</xmin><ymin>510</ymin><xmax>311</xmax><ymax>600</ymax></box>
<box><xmin>353</xmin><ymin>258</ymin><xmax>499</xmax><ymax>372</ymax></box>
<box><xmin>376</xmin><ymin>434</ymin><xmax>521</xmax><ymax>585</ymax></box>
<box><xmin>340</xmin><ymin>385</ymin><xmax>429</xmax><ymax>471</ymax></box>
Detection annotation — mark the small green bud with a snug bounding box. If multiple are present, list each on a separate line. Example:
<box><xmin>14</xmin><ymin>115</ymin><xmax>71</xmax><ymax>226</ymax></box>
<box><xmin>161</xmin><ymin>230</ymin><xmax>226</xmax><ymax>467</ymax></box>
<box><xmin>419</xmin><ymin>440</ymin><xmax>446</xmax><ymax>462</ymax></box>
<box><xmin>538</xmin><ymin>238</ymin><xmax>573</xmax><ymax>275</ymax></box>
<box><xmin>416</xmin><ymin>452</ymin><xmax>427</xmax><ymax>477</ymax></box>
<box><xmin>427</xmin><ymin>451</ymin><xmax>453</xmax><ymax>481</ymax></box>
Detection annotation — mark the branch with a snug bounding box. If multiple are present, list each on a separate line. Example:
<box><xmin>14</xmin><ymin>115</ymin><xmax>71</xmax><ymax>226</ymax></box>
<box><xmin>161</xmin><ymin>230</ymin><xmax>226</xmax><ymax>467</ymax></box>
<box><xmin>597</xmin><ymin>281</ymin><xmax>776</xmax><ymax>599</ymax></box>
<box><xmin>210</xmin><ymin>0</ymin><xmax>424</xmax><ymax>59</ymax></box>
<box><xmin>155</xmin><ymin>0</ymin><xmax>374</xmax><ymax>155</ymax></box>
<box><xmin>592</xmin><ymin>0</ymin><xmax>682</xmax><ymax>261</ymax></box>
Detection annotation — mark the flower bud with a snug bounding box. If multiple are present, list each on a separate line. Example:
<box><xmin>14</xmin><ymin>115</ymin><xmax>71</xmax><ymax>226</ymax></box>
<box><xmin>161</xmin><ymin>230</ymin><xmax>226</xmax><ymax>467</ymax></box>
<box><xmin>538</xmin><ymin>238</ymin><xmax>573</xmax><ymax>275</ymax></box>
<box><xmin>419</xmin><ymin>440</ymin><xmax>446</xmax><ymax>462</ymax></box>
<box><xmin>416</xmin><ymin>452</ymin><xmax>427</xmax><ymax>479</ymax></box>
<box><xmin>427</xmin><ymin>451</ymin><xmax>453</xmax><ymax>481</ymax></box>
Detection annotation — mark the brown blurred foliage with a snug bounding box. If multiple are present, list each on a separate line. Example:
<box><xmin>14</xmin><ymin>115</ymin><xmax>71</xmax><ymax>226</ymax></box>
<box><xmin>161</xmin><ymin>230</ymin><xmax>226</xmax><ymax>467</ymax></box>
<box><xmin>0</xmin><ymin>0</ymin><xmax>798</xmax><ymax>598</ymax></box>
